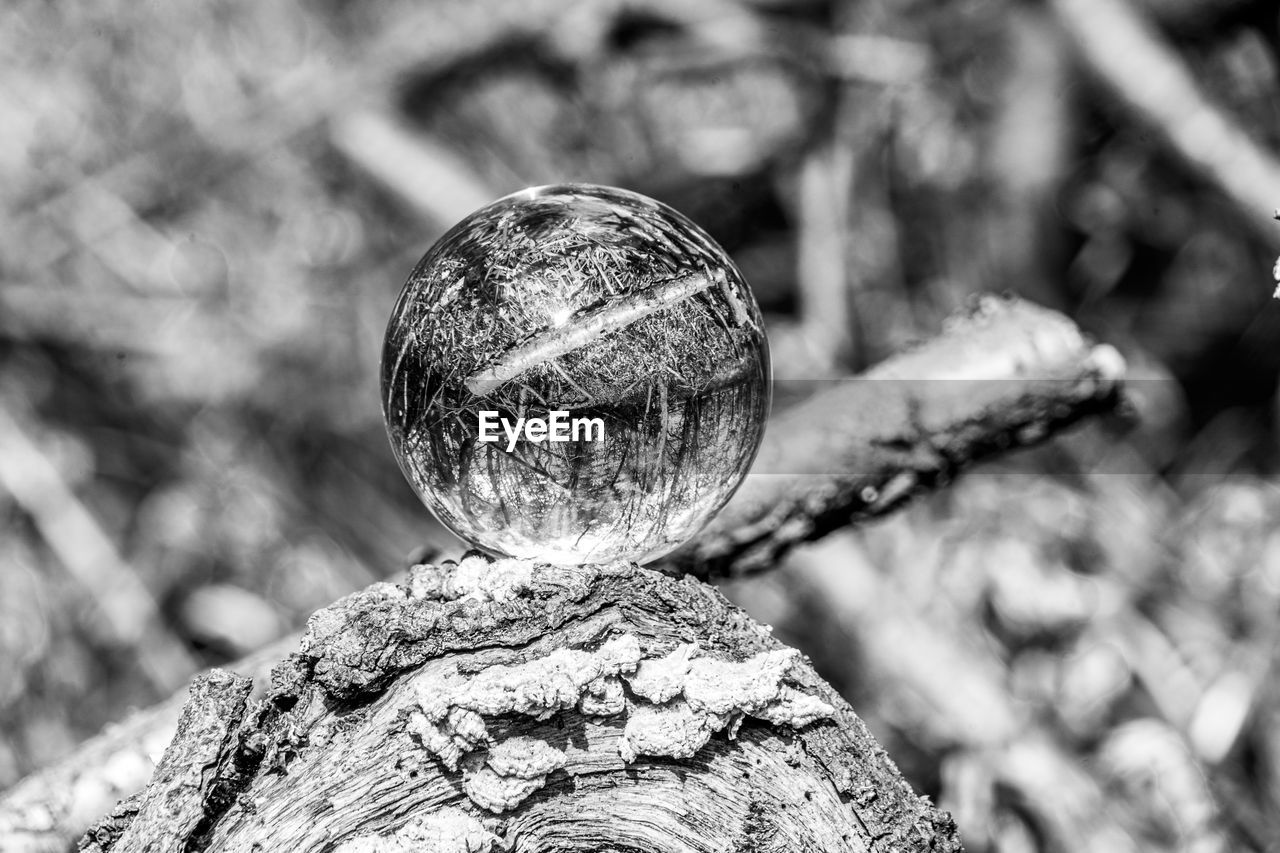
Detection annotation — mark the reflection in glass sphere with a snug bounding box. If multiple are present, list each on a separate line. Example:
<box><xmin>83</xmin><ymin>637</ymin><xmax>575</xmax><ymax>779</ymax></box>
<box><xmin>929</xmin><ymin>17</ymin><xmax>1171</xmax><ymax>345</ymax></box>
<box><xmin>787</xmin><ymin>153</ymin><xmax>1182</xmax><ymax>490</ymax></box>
<box><xmin>382</xmin><ymin>184</ymin><xmax>769</xmax><ymax>564</ymax></box>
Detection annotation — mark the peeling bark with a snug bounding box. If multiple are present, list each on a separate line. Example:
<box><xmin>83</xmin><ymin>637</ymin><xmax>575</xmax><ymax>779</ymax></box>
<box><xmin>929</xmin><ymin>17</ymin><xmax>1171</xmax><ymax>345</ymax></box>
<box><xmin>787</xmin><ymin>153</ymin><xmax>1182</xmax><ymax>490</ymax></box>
<box><xmin>80</xmin><ymin>557</ymin><xmax>960</xmax><ymax>852</ymax></box>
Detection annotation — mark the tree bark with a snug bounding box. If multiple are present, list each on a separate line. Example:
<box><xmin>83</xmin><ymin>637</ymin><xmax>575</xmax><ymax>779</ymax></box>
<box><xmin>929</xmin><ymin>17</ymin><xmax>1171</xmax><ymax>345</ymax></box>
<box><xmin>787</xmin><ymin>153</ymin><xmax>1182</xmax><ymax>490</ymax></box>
<box><xmin>671</xmin><ymin>295</ymin><xmax>1124</xmax><ymax>577</ymax></box>
<box><xmin>77</xmin><ymin>557</ymin><xmax>961</xmax><ymax>853</ymax></box>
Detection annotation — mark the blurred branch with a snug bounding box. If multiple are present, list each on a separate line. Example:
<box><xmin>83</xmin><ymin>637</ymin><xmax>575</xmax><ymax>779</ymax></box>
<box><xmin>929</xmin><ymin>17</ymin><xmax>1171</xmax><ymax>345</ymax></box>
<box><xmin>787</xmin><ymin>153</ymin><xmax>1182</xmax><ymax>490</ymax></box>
<box><xmin>823</xmin><ymin>0</ymin><xmax>914</xmax><ymax>368</ymax></box>
<box><xmin>791</xmin><ymin>542</ymin><xmax>1146</xmax><ymax>853</ymax></box>
<box><xmin>985</xmin><ymin>7</ymin><xmax>1073</xmax><ymax>310</ymax></box>
<box><xmin>668</xmin><ymin>295</ymin><xmax>1126</xmax><ymax>578</ymax></box>
<box><xmin>1097</xmin><ymin>719</ymin><xmax>1231</xmax><ymax>852</ymax></box>
<box><xmin>1050</xmin><ymin>0</ymin><xmax>1280</xmax><ymax>242</ymax></box>
<box><xmin>0</xmin><ymin>285</ymin><xmax>205</xmax><ymax>354</ymax></box>
<box><xmin>330</xmin><ymin>109</ymin><xmax>497</xmax><ymax>228</ymax></box>
<box><xmin>795</xmin><ymin>139</ymin><xmax>855</xmax><ymax>368</ymax></box>
<box><xmin>0</xmin><ymin>400</ymin><xmax>196</xmax><ymax>692</ymax></box>
<box><xmin>824</xmin><ymin>33</ymin><xmax>929</xmax><ymax>84</ymax></box>
<box><xmin>994</xmin><ymin>736</ymin><xmax>1145</xmax><ymax>853</ymax></box>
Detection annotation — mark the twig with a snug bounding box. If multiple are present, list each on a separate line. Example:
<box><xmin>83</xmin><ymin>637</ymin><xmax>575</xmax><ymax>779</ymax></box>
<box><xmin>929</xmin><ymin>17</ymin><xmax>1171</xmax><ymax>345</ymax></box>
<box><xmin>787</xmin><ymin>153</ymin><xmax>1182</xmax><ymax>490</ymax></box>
<box><xmin>465</xmin><ymin>270</ymin><xmax>717</xmax><ymax>396</ymax></box>
<box><xmin>666</xmin><ymin>295</ymin><xmax>1126</xmax><ymax>577</ymax></box>
<box><xmin>1050</xmin><ymin>0</ymin><xmax>1280</xmax><ymax>242</ymax></box>
<box><xmin>329</xmin><ymin>109</ymin><xmax>497</xmax><ymax>229</ymax></box>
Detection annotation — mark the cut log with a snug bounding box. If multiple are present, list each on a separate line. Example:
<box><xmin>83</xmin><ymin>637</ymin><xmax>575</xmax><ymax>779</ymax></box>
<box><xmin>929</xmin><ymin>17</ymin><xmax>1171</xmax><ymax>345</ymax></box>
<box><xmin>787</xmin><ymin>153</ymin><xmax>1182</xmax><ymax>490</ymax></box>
<box><xmin>79</xmin><ymin>556</ymin><xmax>961</xmax><ymax>852</ymax></box>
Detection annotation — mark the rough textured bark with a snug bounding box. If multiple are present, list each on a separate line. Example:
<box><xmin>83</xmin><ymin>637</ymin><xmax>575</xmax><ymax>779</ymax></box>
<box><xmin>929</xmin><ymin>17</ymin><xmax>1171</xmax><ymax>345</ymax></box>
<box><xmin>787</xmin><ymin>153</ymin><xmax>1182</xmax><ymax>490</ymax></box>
<box><xmin>670</xmin><ymin>296</ymin><xmax>1125</xmax><ymax>577</ymax></box>
<box><xmin>79</xmin><ymin>672</ymin><xmax>251</xmax><ymax>853</ymax></box>
<box><xmin>76</xmin><ymin>557</ymin><xmax>961</xmax><ymax>852</ymax></box>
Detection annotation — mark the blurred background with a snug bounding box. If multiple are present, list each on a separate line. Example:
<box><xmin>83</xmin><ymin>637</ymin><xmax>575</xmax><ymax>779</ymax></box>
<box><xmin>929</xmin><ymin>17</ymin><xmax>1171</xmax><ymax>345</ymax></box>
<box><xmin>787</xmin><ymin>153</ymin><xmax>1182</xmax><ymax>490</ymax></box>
<box><xmin>2</xmin><ymin>0</ymin><xmax>1280</xmax><ymax>850</ymax></box>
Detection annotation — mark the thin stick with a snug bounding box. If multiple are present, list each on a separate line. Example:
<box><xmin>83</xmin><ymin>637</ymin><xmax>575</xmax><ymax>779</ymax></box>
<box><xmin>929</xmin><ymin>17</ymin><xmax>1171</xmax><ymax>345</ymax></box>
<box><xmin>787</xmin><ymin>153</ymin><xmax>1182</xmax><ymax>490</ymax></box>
<box><xmin>665</xmin><ymin>296</ymin><xmax>1126</xmax><ymax>578</ymax></box>
<box><xmin>331</xmin><ymin>110</ymin><xmax>495</xmax><ymax>228</ymax></box>
<box><xmin>465</xmin><ymin>270</ymin><xmax>716</xmax><ymax>396</ymax></box>
<box><xmin>796</xmin><ymin>140</ymin><xmax>854</xmax><ymax>368</ymax></box>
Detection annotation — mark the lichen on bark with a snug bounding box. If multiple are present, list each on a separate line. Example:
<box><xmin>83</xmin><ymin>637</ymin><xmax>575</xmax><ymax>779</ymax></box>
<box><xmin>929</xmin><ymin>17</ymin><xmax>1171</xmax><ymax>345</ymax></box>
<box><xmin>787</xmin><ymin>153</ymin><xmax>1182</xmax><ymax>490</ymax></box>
<box><xmin>80</xmin><ymin>556</ymin><xmax>961</xmax><ymax>852</ymax></box>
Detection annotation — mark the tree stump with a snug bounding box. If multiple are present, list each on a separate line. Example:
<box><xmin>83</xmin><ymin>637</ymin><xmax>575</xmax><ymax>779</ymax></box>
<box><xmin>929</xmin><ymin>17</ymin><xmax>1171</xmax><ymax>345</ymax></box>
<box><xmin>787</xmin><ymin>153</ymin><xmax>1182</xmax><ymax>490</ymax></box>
<box><xmin>81</xmin><ymin>556</ymin><xmax>961</xmax><ymax>852</ymax></box>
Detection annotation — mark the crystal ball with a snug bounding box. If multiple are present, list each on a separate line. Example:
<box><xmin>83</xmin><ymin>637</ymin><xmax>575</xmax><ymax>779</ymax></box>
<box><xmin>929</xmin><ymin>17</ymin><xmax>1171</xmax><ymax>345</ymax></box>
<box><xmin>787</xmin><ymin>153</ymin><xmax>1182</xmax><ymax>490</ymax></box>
<box><xmin>381</xmin><ymin>184</ymin><xmax>770</xmax><ymax>564</ymax></box>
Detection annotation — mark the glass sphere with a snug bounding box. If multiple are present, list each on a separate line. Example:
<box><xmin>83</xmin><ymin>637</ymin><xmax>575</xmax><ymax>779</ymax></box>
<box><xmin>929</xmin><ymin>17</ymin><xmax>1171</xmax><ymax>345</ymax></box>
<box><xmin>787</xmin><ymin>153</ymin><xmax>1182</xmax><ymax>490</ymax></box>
<box><xmin>382</xmin><ymin>184</ymin><xmax>770</xmax><ymax>564</ymax></box>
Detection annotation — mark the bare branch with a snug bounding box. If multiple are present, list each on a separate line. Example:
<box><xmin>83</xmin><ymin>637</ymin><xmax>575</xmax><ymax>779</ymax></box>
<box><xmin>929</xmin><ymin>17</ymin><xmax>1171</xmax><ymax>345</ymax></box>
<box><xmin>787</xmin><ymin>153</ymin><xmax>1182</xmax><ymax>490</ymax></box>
<box><xmin>465</xmin><ymin>270</ymin><xmax>718</xmax><ymax>396</ymax></box>
<box><xmin>330</xmin><ymin>110</ymin><xmax>497</xmax><ymax>229</ymax></box>
<box><xmin>667</xmin><ymin>295</ymin><xmax>1126</xmax><ymax>577</ymax></box>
